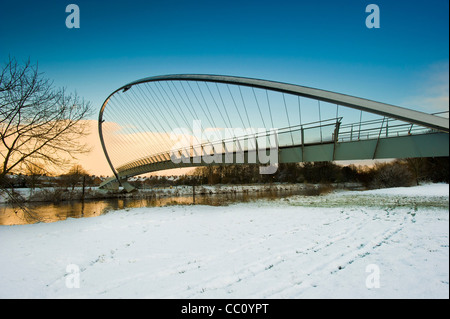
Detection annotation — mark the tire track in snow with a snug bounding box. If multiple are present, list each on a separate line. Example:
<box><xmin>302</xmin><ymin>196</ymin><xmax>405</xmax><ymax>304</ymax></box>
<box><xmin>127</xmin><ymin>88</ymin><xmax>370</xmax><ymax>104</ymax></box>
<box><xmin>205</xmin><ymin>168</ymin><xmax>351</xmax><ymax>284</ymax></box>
<box><xmin>170</xmin><ymin>208</ymin><xmax>375</xmax><ymax>298</ymax></box>
<box><xmin>267</xmin><ymin>212</ymin><xmax>411</xmax><ymax>298</ymax></box>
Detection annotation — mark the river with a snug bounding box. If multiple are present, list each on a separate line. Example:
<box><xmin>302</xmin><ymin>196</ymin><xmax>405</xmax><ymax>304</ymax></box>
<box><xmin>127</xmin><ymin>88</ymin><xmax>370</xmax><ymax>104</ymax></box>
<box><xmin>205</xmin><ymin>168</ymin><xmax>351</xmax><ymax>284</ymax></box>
<box><xmin>0</xmin><ymin>187</ymin><xmax>310</xmax><ymax>225</ymax></box>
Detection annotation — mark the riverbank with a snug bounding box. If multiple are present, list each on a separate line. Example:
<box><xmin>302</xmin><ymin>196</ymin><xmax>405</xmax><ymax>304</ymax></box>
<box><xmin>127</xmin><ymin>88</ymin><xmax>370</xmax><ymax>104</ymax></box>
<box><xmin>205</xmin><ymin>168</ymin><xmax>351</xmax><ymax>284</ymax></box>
<box><xmin>0</xmin><ymin>182</ymin><xmax>364</xmax><ymax>204</ymax></box>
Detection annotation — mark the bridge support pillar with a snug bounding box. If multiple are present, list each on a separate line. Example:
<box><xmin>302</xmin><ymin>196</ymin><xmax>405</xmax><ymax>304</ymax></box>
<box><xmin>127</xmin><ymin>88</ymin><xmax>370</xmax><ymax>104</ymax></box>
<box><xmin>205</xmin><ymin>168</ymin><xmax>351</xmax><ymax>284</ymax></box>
<box><xmin>102</xmin><ymin>179</ymin><xmax>120</xmax><ymax>191</ymax></box>
<box><xmin>121</xmin><ymin>181</ymin><xmax>136</xmax><ymax>193</ymax></box>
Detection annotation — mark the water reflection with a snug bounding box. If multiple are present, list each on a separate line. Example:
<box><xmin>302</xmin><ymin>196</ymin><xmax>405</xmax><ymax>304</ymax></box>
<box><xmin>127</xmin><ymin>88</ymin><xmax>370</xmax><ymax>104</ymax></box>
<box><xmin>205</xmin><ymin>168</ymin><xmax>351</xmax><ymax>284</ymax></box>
<box><xmin>0</xmin><ymin>188</ymin><xmax>303</xmax><ymax>226</ymax></box>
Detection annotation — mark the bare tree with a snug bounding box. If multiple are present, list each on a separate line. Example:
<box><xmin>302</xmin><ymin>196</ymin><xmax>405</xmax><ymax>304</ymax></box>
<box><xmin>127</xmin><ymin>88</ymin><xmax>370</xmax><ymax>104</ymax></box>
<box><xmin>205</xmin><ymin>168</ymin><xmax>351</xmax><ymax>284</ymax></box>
<box><xmin>60</xmin><ymin>164</ymin><xmax>90</xmax><ymax>191</ymax></box>
<box><xmin>405</xmin><ymin>158</ymin><xmax>426</xmax><ymax>186</ymax></box>
<box><xmin>0</xmin><ymin>57</ymin><xmax>92</xmax><ymax>181</ymax></box>
<box><xmin>370</xmin><ymin>161</ymin><xmax>414</xmax><ymax>189</ymax></box>
<box><xmin>24</xmin><ymin>161</ymin><xmax>46</xmax><ymax>197</ymax></box>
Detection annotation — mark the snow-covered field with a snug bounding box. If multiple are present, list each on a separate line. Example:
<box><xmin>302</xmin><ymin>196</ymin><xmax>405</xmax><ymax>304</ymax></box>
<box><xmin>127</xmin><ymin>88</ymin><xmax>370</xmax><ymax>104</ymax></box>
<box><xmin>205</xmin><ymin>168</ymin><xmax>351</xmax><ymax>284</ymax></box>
<box><xmin>0</xmin><ymin>183</ymin><xmax>448</xmax><ymax>299</ymax></box>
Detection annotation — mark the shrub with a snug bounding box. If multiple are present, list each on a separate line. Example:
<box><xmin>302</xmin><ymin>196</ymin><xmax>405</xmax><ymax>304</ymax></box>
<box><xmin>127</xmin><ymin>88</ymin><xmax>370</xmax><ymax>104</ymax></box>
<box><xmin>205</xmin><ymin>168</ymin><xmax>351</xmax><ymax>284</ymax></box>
<box><xmin>370</xmin><ymin>162</ymin><xmax>414</xmax><ymax>189</ymax></box>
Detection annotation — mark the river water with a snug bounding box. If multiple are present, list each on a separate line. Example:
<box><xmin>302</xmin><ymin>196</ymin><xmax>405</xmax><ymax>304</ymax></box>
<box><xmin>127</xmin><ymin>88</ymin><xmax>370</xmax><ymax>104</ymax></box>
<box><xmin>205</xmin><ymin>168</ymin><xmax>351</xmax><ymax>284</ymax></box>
<box><xmin>0</xmin><ymin>188</ymin><xmax>309</xmax><ymax>225</ymax></box>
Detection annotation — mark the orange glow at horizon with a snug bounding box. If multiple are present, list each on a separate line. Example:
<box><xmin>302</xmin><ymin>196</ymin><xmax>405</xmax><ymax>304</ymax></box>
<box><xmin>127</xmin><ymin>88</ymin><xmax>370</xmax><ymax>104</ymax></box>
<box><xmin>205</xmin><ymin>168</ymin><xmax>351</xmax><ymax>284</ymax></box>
<box><xmin>76</xmin><ymin>120</ymin><xmax>194</xmax><ymax>177</ymax></box>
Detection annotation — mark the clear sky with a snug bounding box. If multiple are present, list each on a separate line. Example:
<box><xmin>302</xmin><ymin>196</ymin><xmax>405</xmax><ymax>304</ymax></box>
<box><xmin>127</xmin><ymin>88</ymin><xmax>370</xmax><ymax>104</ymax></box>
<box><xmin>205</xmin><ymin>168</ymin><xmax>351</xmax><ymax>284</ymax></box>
<box><xmin>1</xmin><ymin>0</ymin><xmax>448</xmax><ymax>175</ymax></box>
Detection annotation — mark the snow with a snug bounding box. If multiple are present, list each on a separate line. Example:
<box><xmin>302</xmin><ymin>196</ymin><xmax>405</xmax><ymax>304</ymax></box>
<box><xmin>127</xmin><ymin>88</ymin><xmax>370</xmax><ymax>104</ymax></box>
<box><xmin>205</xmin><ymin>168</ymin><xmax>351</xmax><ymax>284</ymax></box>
<box><xmin>346</xmin><ymin>183</ymin><xmax>449</xmax><ymax>197</ymax></box>
<box><xmin>0</xmin><ymin>183</ymin><xmax>448</xmax><ymax>299</ymax></box>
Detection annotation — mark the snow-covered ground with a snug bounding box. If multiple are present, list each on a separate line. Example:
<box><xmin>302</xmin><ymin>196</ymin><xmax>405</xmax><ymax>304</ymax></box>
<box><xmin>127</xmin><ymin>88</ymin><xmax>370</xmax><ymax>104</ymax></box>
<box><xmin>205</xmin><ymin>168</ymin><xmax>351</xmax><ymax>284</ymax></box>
<box><xmin>0</xmin><ymin>183</ymin><xmax>448</xmax><ymax>299</ymax></box>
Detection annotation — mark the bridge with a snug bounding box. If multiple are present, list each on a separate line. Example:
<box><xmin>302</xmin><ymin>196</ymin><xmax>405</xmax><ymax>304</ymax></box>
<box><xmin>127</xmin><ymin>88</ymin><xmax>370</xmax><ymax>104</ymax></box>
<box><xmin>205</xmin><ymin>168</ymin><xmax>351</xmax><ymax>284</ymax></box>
<box><xmin>98</xmin><ymin>74</ymin><xmax>449</xmax><ymax>191</ymax></box>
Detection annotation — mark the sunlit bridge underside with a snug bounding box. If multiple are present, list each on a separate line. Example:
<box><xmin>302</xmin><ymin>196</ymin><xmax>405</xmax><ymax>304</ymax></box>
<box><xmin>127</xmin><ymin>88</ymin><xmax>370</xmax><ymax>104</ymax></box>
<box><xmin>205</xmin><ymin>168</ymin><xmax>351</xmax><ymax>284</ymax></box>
<box><xmin>98</xmin><ymin>74</ymin><xmax>449</xmax><ymax>191</ymax></box>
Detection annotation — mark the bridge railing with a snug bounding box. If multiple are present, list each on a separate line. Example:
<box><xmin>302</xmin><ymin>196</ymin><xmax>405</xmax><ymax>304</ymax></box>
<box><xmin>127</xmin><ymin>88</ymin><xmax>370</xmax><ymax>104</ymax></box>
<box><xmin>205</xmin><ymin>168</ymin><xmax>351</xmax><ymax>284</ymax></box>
<box><xmin>273</xmin><ymin>118</ymin><xmax>340</xmax><ymax>147</ymax></box>
<box><xmin>116</xmin><ymin>118</ymin><xmax>342</xmax><ymax>172</ymax></box>
<box><xmin>168</xmin><ymin>118</ymin><xmax>341</xmax><ymax>165</ymax></box>
<box><xmin>338</xmin><ymin>116</ymin><xmax>440</xmax><ymax>143</ymax></box>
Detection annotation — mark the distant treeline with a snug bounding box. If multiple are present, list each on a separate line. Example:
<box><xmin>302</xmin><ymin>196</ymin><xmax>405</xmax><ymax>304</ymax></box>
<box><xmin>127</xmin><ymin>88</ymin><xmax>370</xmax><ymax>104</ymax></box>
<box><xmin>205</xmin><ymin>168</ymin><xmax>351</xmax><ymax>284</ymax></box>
<box><xmin>2</xmin><ymin>157</ymin><xmax>448</xmax><ymax>190</ymax></box>
<box><xmin>0</xmin><ymin>164</ymin><xmax>102</xmax><ymax>189</ymax></box>
<box><xmin>136</xmin><ymin>157</ymin><xmax>449</xmax><ymax>189</ymax></box>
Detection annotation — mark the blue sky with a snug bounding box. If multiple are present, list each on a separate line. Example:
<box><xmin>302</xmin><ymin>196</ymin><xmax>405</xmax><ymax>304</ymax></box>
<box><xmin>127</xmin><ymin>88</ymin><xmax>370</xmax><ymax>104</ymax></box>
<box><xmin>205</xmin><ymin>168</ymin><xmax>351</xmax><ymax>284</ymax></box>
<box><xmin>1</xmin><ymin>0</ymin><xmax>448</xmax><ymax>117</ymax></box>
